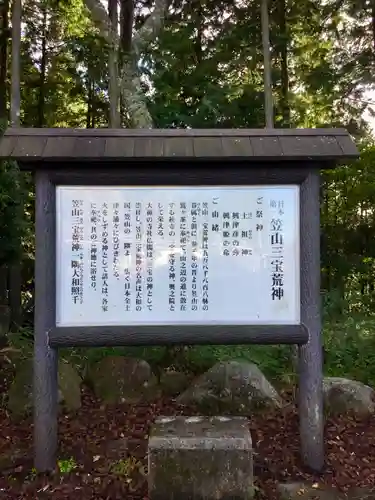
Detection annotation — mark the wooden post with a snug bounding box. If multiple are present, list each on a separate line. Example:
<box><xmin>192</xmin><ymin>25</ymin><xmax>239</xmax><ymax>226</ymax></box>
<box><xmin>261</xmin><ymin>0</ymin><xmax>274</xmax><ymax>128</ymax></box>
<box><xmin>34</xmin><ymin>169</ymin><xmax>58</xmax><ymax>472</ymax></box>
<box><xmin>299</xmin><ymin>169</ymin><xmax>324</xmax><ymax>472</ymax></box>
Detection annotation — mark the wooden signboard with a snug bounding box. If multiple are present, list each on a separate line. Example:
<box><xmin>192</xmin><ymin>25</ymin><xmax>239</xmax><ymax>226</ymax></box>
<box><xmin>0</xmin><ymin>127</ymin><xmax>359</xmax><ymax>474</ymax></box>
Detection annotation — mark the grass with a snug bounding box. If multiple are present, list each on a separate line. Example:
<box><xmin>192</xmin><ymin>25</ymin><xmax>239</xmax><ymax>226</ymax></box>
<box><xmin>62</xmin><ymin>313</ymin><xmax>375</xmax><ymax>389</ymax></box>
<box><xmin>5</xmin><ymin>312</ymin><xmax>375</xmax><ymax>389</ymax></box>
<box><xmin>57</xmin><ymin>457</ymin><xmax>77</xmax><ymax>474</ymax></box>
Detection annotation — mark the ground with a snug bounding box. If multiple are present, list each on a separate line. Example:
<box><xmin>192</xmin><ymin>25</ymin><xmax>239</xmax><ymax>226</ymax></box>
<box><xmin>0</xmin><ymin>360</ymin><xmax>375</xmax><ymax>500</ymax></box>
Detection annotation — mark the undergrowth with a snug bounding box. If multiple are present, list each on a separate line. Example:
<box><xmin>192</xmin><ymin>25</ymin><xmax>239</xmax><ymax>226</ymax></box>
<box><xmin>4</xmin><ymin>311</ymin><xmax>375</xmax><ymax>388</ymax></box>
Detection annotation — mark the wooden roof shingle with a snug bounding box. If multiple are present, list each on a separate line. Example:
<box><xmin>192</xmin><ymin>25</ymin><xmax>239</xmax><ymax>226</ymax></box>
<box><xmin>0</xmin><ymin>127</ymin><xmax>359</xmax><ymax>167</ymax></box>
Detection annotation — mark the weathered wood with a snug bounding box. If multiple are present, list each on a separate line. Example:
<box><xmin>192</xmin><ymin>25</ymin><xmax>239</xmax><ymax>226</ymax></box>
<box><xmin>336</xmin><ymin>134</ymin><xmax>359</xmax><ymax>156</ymax></box>
<box><xmin>279</xmin><ymin>135</ymin><xmax>342</xmax><ymax>157</ymax></box>
<box><xmin>104</xmin><ymin>137</ymin><xmax>135</xmax><ymax>157</ymax></box>
<box><xmin>164</xmin><ymin>136</ymin><xmax>194</xmax><ymax>157</ymax></box>
<box><xmin>43</xmin><ymin>137</ymin><xmax>77</xmax><ymax>158</ymax></box>
<box><xmin>298</xmin><ymin>169</ymin><xmax>324</xmax><ymax>473</ymax></box>
<box><xmin>134</xmin><ymin>137</ymin><xmax>163</xmax><ymax>157</ymax></box>
<box><xmin>3</xmin><ymin>127</ymin><xmax>352</xmax><ymax>137</ymax></box>
<box><xmin>34</xmin><ymin>169</ymin><xmax>58</xmax><ymax>472</ymax></box>
<box><xmin>49</xmin><ymin>324</ymin><xmax>308</xmax><ymax>347</ymax></box>
<box><xmin>72</xmin><ymin>137</ymin><xmax>106</xmax><ymax>157</ymax></box>
<box><xmin>0</xmin><ymin>136</ymin><xmax>16</xmax><ymax>156</ymax></box>
<box><xmin>12</xmin><ymin>135</ymin><xmax>47</xmax><ymax>157</ymax></box>
<box><xmin>250</xmin><ymin>136</ymin><xmax>283</xmax><ymax>157</ymax></box>
<box><xmin>48</xmin><ymin>166</ymin><xmax>310</xmax><ymax>186</ymax></box>
<box><xmin>221</xmin><ymin>137</ymin><xmax>252</xmax><ymax>157</ymax></box>
<box><xmin>0</xmin><ymin>128</ymin><xmax>359</xmax><ymax>164</ymax></box>
<box><xmin>193</xmin><ymin>137</ymin><xmax>223</xmax><ymax>157</ymax></box>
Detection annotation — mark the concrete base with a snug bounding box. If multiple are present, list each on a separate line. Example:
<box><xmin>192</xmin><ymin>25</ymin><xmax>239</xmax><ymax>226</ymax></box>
<box><xmin>148</xmin><ymin>415</ymin><xmax>253</xmax><ymax>500</ymax></box>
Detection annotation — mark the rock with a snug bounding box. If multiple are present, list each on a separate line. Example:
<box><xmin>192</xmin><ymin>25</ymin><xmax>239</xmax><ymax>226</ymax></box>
<box><xmin>159</xmin><ymin>370</ymin><xmax>190</xmax><ymax>397</ymax></box>
<box><xmin>148</xmin><ymin>415</ymin><xmax>253</xmax><ymax>500</ymax></box>
<box><xmin>177</xmin><ymin>360</ymin><xmax>282</xmax><ymax>414</ymax></box>
<box><xmin>7</xmin><ymin>358</ymin><xmax>81</xmax><ymax>419</ymax></box>
<box><xmin>323</xmin><ymin>377</ymin><xmax>375</xmax><ymax>417</ymax></box>
<box><xmin>58</xmin><ymin>359</ymin><xmax>82</xmax><ymax>411</ymax></box>
<box><xmin>88</xmin><ymin>356</ymin><xmax>158</xmax><ymax>404</ymax></box>
<box><xmin>277</xmin><ymin>482</ymin><xmax>375</xmax><ymax>500</ymax></box>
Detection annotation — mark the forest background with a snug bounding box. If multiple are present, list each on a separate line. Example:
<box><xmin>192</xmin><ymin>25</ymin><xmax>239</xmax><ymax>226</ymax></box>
<box><xmin>1</xmin><ymin>0</ymin><xmax>375</xmax><ymax>386</ymax></box>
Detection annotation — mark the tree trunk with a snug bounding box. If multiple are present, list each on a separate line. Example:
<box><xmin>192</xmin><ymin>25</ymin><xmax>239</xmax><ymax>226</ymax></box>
<box><xmin>86</xmin><ymin>77</ymin><xmax>93</xmax><ymax>128</ymax></box>
<box><xmin>83</xmin><ymin>0</ymin><xmax>168</xmax><ymax>128</ymax></box>
<box><xmin>278</xmin><ymin>0</ymin><xmax>290</xmax><ymax>127</ymax></box>
<box><xmin>0</xmin><ymin>0</ymin><xmax>9</xmax><ymax>120</ymax></box>
<box><xmin>91</xmin><ymin>83</ymin><xmax>97</xmax><ymax>127</ymax></box>
<box><xmin>195</xmin><ymin>1</ymin><xmax>203</xmax><ymax>65</ymax></box>
<box><xmin>0</xmin><ymin>0</ymin><xmax>10</xmax><ymax>306</ymax></box>
<box><xmin>108</xmin><ymin>0</ymin><xmax>120</xmax><ymax>127</ymax></box>
<box><xmin>370</xmin><ymin>0</ymin><xmax>375</xmax><ymax>58</ymax></box>
<box><xmin>261</xmin><ymin>0</ymin><xmax>273</xmax><ymax>128</ymax></box>
<box><xmin>0</xmin><ymin>265</ymin><xmax>7</xmax><ymax>304</ymax></box>
<box><xmin>119</xmin><ymin>0</ymin><xmax>133</xmax><ymax>126</ymax></box>
<box><xmin>0</xmin><ymin>0</ymin><xmax>9</xmax><ymax>313</ymax></box>
<box><xmin>10</xmin><ymin>0</ymin><xmax>21</xmax><ymax>127</ymax></box>
<box><xmin>38</xmin><ymin>1</ymin><xmax>47</xmax><ymax>127</ymax></box>
<box><xmin>9</xmin><ymin>0</ymin><xmax>22</xmax><ymax>330</ymax></box>
<box><xmin>120</xmin><ymin>0</ymin><xmax>133</xmax><ymax>53</ymax></box>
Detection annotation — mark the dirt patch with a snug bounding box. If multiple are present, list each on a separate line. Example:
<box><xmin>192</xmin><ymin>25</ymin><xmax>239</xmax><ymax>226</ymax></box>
<box><xmin>0</xmin><ymin>382</ymin><xmax>374</xmax><ymax>499</ymax></box>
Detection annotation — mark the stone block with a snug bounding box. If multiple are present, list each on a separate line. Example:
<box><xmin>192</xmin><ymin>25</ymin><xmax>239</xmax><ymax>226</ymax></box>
<box><xmin>148</xmin><ymin>415</ymin><xmax>253</xmax><ymax>500</ymax></box>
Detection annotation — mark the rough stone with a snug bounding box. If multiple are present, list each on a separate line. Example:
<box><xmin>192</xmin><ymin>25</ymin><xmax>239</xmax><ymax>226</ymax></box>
<box><xmin>177</xmin><ymin>360</ymin><xmax>282</xmax><ymax>414</ymax></box>
<box><xmin>323</xmin><ymin>377</ymin><xmax>375</xmax><ymax>417</ymax></box>
<box><xmin>277</xmin><ymin>482</ymin><xmax>375</xmax><ymax>500</ymax></box>
<box><xmin>148</xmin><ymin>415</ymin><xmax>253</xmax><ymax>500</ymax></box>
<box><xmin>159</xmin><ymin>370</ymin><xmax>191</xmax><ymax>396</ymax></box>
<box><xmin>88</xmin><ymin>356</ymin><xmax>158</xmax><ymax>404</ymax></box>
<box><xmin>58</xmin><ymin>359</ymin><xmax>82</xmax><ymax>411</ymax></box>
<box><xmin>7</xmin><ymin>358</ymin><xmax>81</xmax><ymax>419</ymax></box>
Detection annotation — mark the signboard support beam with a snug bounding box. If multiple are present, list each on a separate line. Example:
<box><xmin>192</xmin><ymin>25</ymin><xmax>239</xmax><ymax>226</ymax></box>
<box><xmin>34</xmin><ymin>170</ymin><xmax>58</xmax><ymax>472</ymax></box>
<box><xmin>299</xmin><ymin>169</ymin><xmax>324</xmax><ymax>472</ymax></box>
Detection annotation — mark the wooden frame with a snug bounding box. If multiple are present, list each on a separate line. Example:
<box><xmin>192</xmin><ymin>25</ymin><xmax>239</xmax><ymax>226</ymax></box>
<box><xmin>46</xmin><ymin>166</ymin><xmax>311</xmax><ymax>347</ymax></box>
<box><xmin>0</xmin><ymin>127</ymin><xmax>358</xmax><ymax>164</ymax></box>
<box><xmin>36</xmin><ymin>164</ymin><xmax>319</xmax><ymax>471</ymax></box>
<box><xmin>0</xmin><ymin>127</ymin><xmax>359</xmax><ymax>477</ymax></box>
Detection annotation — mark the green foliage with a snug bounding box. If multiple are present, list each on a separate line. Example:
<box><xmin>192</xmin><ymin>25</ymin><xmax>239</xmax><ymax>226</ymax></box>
<box><xmin>58</xmin><ymin>457</ymin><xmax>77</xmax><ymax>474</ymax></box>
<box><xmin>55</xmin><ymin>309</ymin><xmax>375</xmax><ymax>390</ymax></box>
<box><xmin>321</xmin><ymin>143</ymin><xmax>375</xmax><ymax>314</ymax></box>
<box><xmin>110</xmin><ymin>457</ymin><xmax>142</xmax><ymax>477</ymax></box>
<box><xmin>0</xmin><ymin>124</ymin><xmax>28</xmax><ymax>267</ymax></box>
<box><xmin>0</xmin><ymin>161</ymin><xmax>26</xmax><ymax>265</ymax></box>
<box><xmin>323</xmin><ymin>314</ymin><xmax>375</xmax><ymax>387</ymax></box>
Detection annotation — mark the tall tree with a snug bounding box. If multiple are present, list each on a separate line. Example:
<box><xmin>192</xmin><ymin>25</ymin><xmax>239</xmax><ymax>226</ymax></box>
<box><xmin>10</xmin><ymin>0</ymin><xmax>21</xmax><ymax>126</ymax></box>
<box><xmin>261</xmin><ymin>0</ymin><xmax>273</xmax><ymax>127</ymax></box>
<box><xmin>9</xmin><ymin>0</ymin><xmax>22</xmax><ymax>329</ymax></box>
<box><xmin>0</xmin><ymin>0</ymin><xmax>9</xmax><ymax>121</ymax></box>
<box><xmin>276</xmin><ymin>0</ymin><xmax>290</xmax><ymax>126</ymax></box>
<box><xmin>119</xmin><ymin>0</ymin><xmax>134</xmax><ymax>126</ymax></box>
<box><xmin>108</xmin><ymin>0</ymin><xmax>119</xmax><ymax>126</ymax></box>
<box><xmin>84</xmin><ymin>0</ymin><xmax>168</xmax><ymax>127</ymax></box>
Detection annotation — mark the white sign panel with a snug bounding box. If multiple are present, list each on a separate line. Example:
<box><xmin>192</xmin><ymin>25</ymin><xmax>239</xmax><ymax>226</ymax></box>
<box><xmin>56</xmin><ymin>185</ymin><xmax>300</xmax><ymax>327</ymax></box>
